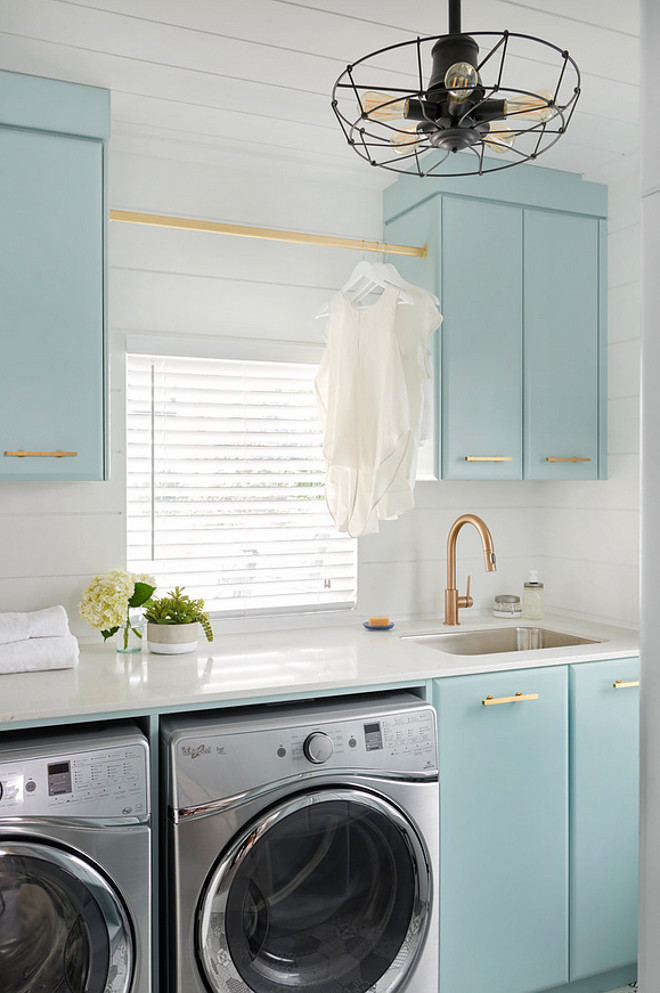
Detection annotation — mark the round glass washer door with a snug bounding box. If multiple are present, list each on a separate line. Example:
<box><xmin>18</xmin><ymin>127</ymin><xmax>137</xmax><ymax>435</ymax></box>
<box><xmin>197</xmin><ymin>788</ymin><xmax>432</xmax><ymax>993</ymax></box>
<box><xmin>0</xmin><ymin>842</ymin><xmax>133</xmax><ymax>993</ymax></box>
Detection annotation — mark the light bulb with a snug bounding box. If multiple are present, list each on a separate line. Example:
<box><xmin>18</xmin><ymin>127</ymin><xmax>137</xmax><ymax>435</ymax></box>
<box><xmin>444</xmin><ymin>62</ymin><xmax>479</xmax><ymax>103</ymax></box>
<box><xmin>390</xmin><ymin>126</ymin><xmax>421</xmax><ymax>156</ymax></box>
<box><xmin>484</xmin><ymin>124</ymin><xmax>516</xmax><ymax>153</ymax></box>
<box><xmin>504</xmin><ymin>89</ymin><xmax>555</xmax><ymax>122</ymax></box>
<box><xmin>360</xmin><ymin>90</ymin><xmax>408</xmax><ymax>121</ymax></box>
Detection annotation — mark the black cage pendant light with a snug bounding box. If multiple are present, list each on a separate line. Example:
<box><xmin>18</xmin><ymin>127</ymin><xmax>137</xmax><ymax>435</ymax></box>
<box><xmin>331</xmin><ymin>0</ymin><xmax>581</xmax><ymax>177</ymax></box>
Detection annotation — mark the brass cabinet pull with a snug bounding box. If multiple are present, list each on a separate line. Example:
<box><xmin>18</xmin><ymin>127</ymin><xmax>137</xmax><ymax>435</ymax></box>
<box><xmin>613</xmin><ymin>679</ymin><xmax>640</xmax><ymax>689</ymax></box>
<box><xmin>465</xmin><ymin>456</ymin><xmax>513</xmax><ymax>462</ymax></box>
<box><xmin>546</xmin><ymin>457</ymin><xmax>592</xmax><ymax>463</ymax></box>
<box><xmin>482</xmin><ymin>692</ymin><xmax>539</xmax><ymax>706</ymax></box>
<box><xmin>4</xmin><ymin>450</ymin><xmax>78</xmax><ymax>458</ymax></box>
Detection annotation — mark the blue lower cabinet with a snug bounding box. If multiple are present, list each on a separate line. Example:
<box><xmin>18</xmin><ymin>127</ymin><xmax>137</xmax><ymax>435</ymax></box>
<box><xmin>433</xmin><ymin>667</ymin><xmax>569</xmax><ymax>993</ymax></box>
<box><xmin>569</xmin><ymin>658</ymin><xmax>639</xmax><ymax>980</ymax></box>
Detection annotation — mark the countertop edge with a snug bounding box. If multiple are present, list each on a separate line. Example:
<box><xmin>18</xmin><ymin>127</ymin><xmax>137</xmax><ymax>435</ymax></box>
<box><xmin>0</xmin><ymin>611</ymin><xmax>639</xmax><ymax>727</ymax></box>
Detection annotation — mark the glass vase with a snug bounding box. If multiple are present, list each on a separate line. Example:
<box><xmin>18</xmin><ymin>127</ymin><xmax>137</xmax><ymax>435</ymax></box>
<box><xmin>116</xmin><ymin>614</ymin><xmax>144</xmax><ymax>653</ymax></box>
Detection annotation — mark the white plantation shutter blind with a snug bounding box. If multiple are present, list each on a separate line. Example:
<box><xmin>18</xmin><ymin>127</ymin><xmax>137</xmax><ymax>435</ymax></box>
<box><xmin>126</xmin><ymin>354</ymin><xmax>357</xmax><ymax>614</ymax></box>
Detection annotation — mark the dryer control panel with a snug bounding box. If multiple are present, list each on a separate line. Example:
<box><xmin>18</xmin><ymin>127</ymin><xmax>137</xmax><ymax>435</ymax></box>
<box><xmin>169</xmin><ymin>699</ymin><xmax>437</xmax><ymax>810</ymax></box>
<box><xmin>0</xmin><ymin>741</ymin><xmax>149</xmax><ymax>819</ymax></box>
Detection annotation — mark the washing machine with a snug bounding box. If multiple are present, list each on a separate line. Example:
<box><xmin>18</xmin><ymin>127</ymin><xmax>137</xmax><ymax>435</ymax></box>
<box><xmin>0</xmin><ymin>723</ymin><xmax>151</xmax><ymax>993</ymax></box>
<box><xmin>163</xmin><ymin>692</ymin><xmax>439</xmax><ymax>993</ymax></box>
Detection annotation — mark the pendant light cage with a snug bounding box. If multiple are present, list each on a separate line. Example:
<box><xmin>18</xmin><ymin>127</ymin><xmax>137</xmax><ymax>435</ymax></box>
<box><xmin>331</xmin><ymin>31</ymin><xmax>581</xmax><ymax>177</ymax></box>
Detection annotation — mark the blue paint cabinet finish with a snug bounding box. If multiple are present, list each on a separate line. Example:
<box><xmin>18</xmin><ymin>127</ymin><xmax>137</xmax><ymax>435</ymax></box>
<box><xmin>383</xmin><ymin>164</ymin><xmax>607</xmax><ymax>481</ymax></box>
<box><xmin>525</xmin><ymin>211</ymin><xmax>603</xmax><ymax>480</ymax></box>
<box><xmin>569</xmin><ymin>658</ymin><xmax>639</xmax><ymax>980</ymax></box>
<box><xmin>433</xmin><ymin>658</ymin><xmax>639</xmax><ymax>993</ymax></box>
<box><xmin>433</xmin><ymin>666</ymin><xmax>569</xmax><ymax>993</ymax></box>
<box><xmin>0</xmin><ymin>71</ymin><xmax>110</xmax><ymax>481</ymax></box>
<box><xmin>440</xmin><ymin>197</ymin><xmax>523</xmax><ymax>480</ymax></box>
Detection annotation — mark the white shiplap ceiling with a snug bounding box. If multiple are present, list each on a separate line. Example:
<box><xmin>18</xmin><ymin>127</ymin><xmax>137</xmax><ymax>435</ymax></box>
<box><xmin>0</xmin><ymin>0</ymin><xmax>640</xmax><ymax>188</ymax></box>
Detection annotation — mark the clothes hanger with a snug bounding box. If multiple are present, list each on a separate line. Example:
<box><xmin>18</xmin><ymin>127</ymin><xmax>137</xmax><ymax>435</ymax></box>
<box><xmin>380</xmin><ymin>260</ymin><xmax>441</xmax><ymax>306</ymax></box>
<box><xmin>342</xmin><ymin>260</ymin><xmax>413</xmax><ymax>303</ymax></box>
<box><xmin>316</xmin><ymin>259</ymin><xmax>412</xmax><ymax>318</ymax></box>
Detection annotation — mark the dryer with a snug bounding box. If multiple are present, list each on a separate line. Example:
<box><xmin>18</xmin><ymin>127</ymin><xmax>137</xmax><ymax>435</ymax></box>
<box><xmin>163</xmin><ymin>692</ymin><xmax>439</xmax><ymax>993</ymax></box>
<box><xmin>0</xmin><ymin>723</ymin><xmax>151</xmax><ymax>993</ymax></box>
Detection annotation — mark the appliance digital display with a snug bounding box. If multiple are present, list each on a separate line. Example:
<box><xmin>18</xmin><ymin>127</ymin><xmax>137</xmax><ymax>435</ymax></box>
<box><xmin>364</xmin><ymin>722</ymin><xmax>383</xmax><ymax>751</ymax></box>
<box><xmin>48</xmin><ymin>760</ymin><xmax>72</xmax><ymax>796</ymax></box>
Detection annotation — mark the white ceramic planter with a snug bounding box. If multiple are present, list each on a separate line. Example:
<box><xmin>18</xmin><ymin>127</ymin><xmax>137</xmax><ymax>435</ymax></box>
<box><xmin>147</xmin><ymin>621</ymin><xmax>198</xmax><ymax>655</ymax></box>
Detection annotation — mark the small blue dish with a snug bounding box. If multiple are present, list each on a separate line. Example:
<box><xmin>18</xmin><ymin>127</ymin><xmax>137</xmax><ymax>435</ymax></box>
<box><xmin>363</xmin><ymin>621</ymin><xmax>395</xmax><ymax>631</ymax></box>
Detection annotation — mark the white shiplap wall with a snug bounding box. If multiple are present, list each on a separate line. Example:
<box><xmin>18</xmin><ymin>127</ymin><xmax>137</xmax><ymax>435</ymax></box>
<box><xmin>0</xmin><ymin>144</ymin><xmax>640</xmax><ymax>635</ymax></box>
<box><xmin>0</xmin><ymin>1</ymin><xmax>641</xmax><ymax>635</ymax></box>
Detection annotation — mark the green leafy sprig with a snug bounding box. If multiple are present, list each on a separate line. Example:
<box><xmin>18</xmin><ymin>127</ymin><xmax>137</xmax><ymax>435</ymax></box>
<box><xmin>144</xmin><ymin>587</ymin><xmax>213</xmax><ymax>642</ymax></box>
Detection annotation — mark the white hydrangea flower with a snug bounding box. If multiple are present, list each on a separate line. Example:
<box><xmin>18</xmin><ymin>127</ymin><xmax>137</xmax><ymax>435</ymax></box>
<box><xmin>132</xmin><ymin>572</ymin><xmax>156</xmax><ymax>589</ymax></box>
<box><xmin>79</xmin><ymin>569</ymin><xmax>135</xmax><ymax>631</ymax></box>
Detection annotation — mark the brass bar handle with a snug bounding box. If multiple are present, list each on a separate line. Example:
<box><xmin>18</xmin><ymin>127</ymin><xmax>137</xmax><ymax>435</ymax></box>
<box><xmin>483</xmin><ymin>692</ymin><xmax>539</xmax><ymax>706</ymax></box>
<box><xmin>465</xmin><ymin>456</ymin><xmax>513</xmax><ymax>462</ymax></box>
<box><xmin>613</xmin><ymin>679</ymin><xmax>640</xmax><ymax>689</ymax></box>
<box><xmin>546</xmin><ymin>457</ymin><xmax>592</xmax><ymax>463</ymax></box>
<box><xmin>4</xmin><ymin>450</ymin><xmax>78</xmax><ymax>458</ymax></box>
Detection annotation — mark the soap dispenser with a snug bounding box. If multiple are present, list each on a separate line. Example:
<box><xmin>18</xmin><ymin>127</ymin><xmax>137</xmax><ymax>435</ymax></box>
<box><xmin>522</xmin><ymin>570</ymin><xmax>544</xmax><ymax>620</ymax></box>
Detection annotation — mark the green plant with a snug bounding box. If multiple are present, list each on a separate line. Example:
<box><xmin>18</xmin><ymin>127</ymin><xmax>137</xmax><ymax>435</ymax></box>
<box><xmin>144</xmin><ymin>587</ymin><xmax>213</xmax><ymax>642</ymax></box>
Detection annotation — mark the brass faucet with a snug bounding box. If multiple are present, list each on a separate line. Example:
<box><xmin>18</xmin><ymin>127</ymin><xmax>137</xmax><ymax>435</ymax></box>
<box><xmin>444</xmin><ymin>514</ymin><xmax>497</xmax><ymax>625</ymax></box>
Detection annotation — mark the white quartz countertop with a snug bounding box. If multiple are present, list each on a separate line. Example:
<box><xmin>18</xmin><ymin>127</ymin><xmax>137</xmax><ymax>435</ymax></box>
<box><xmin>0</xmin><ymin>611</ymin><xmax>639</xmax><ymax>727</ymax></box>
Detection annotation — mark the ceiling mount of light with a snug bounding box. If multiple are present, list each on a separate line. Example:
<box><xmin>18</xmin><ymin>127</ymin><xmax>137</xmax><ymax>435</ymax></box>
<box><xmin>331</xmin><ymin>0</ymin><xmax>581</xmax><ymax>178</ymax></box>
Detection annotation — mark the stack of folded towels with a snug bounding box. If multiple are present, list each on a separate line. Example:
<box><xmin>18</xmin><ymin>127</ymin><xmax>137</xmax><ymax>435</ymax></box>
<box><xmin>0</xmin><ymin>606</ymin><xmax>79</xmax><ymax>674</ymax></box>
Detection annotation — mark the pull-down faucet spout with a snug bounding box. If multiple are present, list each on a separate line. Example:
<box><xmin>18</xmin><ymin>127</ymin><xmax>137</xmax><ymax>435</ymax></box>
<box><xmin>444</xmin><ymin>514</ymin><xmax>497</xmax><ymax>626</ymax></box>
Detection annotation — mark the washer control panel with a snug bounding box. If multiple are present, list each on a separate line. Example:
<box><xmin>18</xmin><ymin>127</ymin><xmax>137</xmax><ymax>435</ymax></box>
<box><xmin>0</xmin><ymin>741</ymin><xmax>148</xmax><ymax>819</ymax></box>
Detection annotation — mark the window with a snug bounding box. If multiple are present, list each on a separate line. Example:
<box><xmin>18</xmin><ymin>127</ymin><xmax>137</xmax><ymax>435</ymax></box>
<box><xmin>126</xmin><ymin>354</ymin><xmax>357</xmax><ymax>615</ymax></box>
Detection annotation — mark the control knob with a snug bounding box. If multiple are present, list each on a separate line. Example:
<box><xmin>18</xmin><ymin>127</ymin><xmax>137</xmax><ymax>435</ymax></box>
<box><xmin>303</xmin><ymin>731</ymin><xmax>334</xmax><ymax>765</ymax></box>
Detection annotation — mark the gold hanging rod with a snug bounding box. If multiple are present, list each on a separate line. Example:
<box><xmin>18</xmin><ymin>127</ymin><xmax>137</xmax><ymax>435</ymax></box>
<box><xmin>109</xmin><ymin>210</ymin><xmax>426</xmax><ymax>258</ymax></box>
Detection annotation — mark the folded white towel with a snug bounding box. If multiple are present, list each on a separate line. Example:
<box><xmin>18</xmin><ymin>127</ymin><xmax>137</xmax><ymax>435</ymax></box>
<box><xmin>0</xmin><ymin>606</ymin><xmax>70</xmax><ymax>646</ymax></box>
<box><xmin>0</xmin><ymin>634</ymin><xmax>79</xmax><ymax>674</ymax></box>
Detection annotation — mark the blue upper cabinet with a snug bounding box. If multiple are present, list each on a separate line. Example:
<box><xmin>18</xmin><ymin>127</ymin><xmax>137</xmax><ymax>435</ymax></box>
<box><xmin>0</xmin><ymin>71</ymin><xmax>110</xmax><ymax>481</ymax></box>
<box><xmin>383</xmin><ymin>162</ymin><xmax>608</xmax><ymax>481</ymax></box>
<box><xmin>440</xmin><ymin>196</ymin><xmax>523</xmax><ymax>480</ymax></box>
<box><xmin>524</xmin><ymin>210</ymin><xmax>603</xmax><ymax>480</ymax></box>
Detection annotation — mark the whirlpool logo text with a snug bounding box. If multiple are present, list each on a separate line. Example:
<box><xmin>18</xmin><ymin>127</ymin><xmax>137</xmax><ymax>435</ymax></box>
<box><xmin>181</xmin><ymin>744</ymin><xmax>212</xmax><ymax>759</ymax></box>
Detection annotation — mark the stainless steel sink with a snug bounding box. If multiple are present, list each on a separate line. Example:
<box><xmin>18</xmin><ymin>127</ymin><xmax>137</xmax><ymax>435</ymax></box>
<box><xmin>403</xmin><ymin>626</ymin><xmax>601</xmax><ymax>656</ymax></box>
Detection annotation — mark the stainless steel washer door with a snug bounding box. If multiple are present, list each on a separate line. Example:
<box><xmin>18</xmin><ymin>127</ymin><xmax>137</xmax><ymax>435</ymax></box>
<box><xmin>197</xmin><ymin>788</ymin><xmax>432</xmax><ymax>993</ymax></box>
<box><xmin>0</xmin><ymin>842</ymin><xmax>133</xmax><ymax>993</ymax></box>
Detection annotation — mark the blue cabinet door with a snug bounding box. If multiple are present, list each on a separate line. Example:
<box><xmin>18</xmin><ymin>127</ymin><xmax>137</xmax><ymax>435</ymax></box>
<box><xmin>0</xmin><ymin>75</ymin><xmax>108</xmax><ymax>481</ymax></box>
<box><xmin>440</xmin><ymin>196</ymin><xmax>523</xmax><ymax>480</ymax></box>
<box><xmin>385</xmin><ymin>198</ymin><xmax>442</xmax><ymax>476</ymax></box>
<box><xmin>433</xmin><ymin>666</ymin><xmax>569</xmax><ymax>993</ymax></box>
<box><xmin>569</xmin><ymin>658</ymin><xmax>639</xmax><ymax>979</ymax></box>
<box><xmin>524</xmin><ymin>210</ymin><xmax>603</xmax><ymax>480</ymax></box>
<box><xmin>384</xmin><ymin>168</ymin><xmax>607</xmax><ymax>483</ymax></box>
